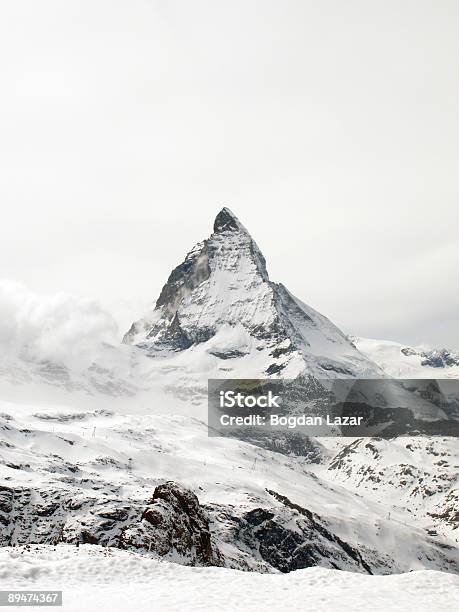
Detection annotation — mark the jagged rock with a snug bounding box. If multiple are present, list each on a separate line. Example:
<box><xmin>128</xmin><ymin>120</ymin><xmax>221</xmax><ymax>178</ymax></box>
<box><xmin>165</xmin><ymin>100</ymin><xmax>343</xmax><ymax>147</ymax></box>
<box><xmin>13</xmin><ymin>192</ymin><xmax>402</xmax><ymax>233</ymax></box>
<box><xmin>118</xmin><ymin>481</ymin><xmax>221</xmax><ymax>566</ymax></box>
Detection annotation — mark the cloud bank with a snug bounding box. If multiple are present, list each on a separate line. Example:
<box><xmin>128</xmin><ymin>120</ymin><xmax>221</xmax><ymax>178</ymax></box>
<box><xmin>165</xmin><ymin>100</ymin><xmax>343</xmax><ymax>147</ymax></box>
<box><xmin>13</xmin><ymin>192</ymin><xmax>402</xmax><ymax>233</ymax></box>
<box><xmin>0</xmin><ymin>280</ymin><xmax>119</xmax><ymax>365</ymax></box>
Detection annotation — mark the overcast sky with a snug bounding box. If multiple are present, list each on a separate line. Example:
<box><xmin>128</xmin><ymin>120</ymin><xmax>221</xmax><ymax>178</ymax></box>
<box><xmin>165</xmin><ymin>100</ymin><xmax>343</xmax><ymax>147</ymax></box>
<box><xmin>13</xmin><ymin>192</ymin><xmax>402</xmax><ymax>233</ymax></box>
<box><xmin>1</xmin><ymin>1</ymin><xmax>458</xmax><ymax>349</ymax></box>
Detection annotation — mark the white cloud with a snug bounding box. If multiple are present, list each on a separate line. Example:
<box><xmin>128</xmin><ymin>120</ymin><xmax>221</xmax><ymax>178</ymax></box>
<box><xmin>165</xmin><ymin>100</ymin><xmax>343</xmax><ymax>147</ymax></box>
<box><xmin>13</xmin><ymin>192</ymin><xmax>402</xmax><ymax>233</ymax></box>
<box><xmin>0</xmin><ymin>280</ymin><xmax>119</xmax><ymax>364</ymax></box>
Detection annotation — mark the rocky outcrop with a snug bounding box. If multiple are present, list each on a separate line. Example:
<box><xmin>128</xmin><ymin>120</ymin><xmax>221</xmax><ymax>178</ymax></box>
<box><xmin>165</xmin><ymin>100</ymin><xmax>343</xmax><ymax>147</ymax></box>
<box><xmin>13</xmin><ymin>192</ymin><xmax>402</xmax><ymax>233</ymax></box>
<box><xmin>119</xmin><ymin>481</ymin><xmax>221</xmax><ymax>566</ymax></box>
<box><xmin>210</xmin><ymin>490</ymin><xmax>376</xmax><ymax>574</ymax></box>
<box><xmin>0</xmin><ymin>481</ymin><xmax>220</xmax><ymax>567</ymax></box>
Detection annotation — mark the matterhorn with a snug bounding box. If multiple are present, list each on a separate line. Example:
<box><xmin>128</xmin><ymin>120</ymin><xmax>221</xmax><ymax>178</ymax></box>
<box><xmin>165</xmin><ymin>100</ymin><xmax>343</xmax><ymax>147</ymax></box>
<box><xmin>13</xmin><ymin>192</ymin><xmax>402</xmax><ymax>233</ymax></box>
<box><xmin>124</xmin><ymin>207</ymin><xmax>381</xmax><ymax>383</ymax></box>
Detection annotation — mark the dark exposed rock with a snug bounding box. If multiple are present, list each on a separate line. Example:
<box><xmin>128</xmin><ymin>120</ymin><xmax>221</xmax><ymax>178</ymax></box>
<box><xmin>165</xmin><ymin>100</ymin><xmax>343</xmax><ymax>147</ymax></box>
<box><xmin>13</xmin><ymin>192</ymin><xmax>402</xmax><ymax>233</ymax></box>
<box><xmin>146</xmin><ymin>312</ymin><xmax>193</xmax><ymax>351</ymax></box>
<box><xmin>213</xmin><ymin>207</ymin><xmax>242</xmax><ymax>233</ymax></box>
<box><xmin>208</xmin><ymin>349</ymin><xmax>248</xmax><ymax>360</ymax></box>
<box><xmin>118</xmin><ymin>481</ymin><xmax>221</xmax><ymax>566</ymax></box>
<box><xmin>266</xmin><ymin>489</ymin><xmax>374</xmax><ymax>573</ymax></box>
<box><xmin>229</xmin><ymin>489</ymin><xmax>374</xmax><ymax>574</ymax></box>
<box><xmin>319</xmin><ymin>363</ymin><xmax>354</xmax><ymax>376</ymax></box>
<box><xmin>156</xmin><ymin>243</ymin><xmax>211</xmax><ymax>314</ymax></box>
<box><xmin>0</xmin><ymin>486</ymin><xmax>14</xmax><ymax>514</ymax></box>
<box><xmin>80</xmin><ymin>531</ymin><xmax>99</xmax><ymax>545</ymax></box>
<box><xmin>266</xmin><ymin>363</ymin><xmax>285</xmax><ymax>375</ymax></box>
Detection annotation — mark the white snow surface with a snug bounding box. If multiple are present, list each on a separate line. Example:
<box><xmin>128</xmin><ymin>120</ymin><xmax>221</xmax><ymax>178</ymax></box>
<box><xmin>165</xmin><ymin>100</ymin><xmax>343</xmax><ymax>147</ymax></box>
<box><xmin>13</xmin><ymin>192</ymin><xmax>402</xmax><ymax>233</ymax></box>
<box><xmin>1</xmin><ymin>545</ymin><xmax>457</xmax><ymax>612</ymax></box>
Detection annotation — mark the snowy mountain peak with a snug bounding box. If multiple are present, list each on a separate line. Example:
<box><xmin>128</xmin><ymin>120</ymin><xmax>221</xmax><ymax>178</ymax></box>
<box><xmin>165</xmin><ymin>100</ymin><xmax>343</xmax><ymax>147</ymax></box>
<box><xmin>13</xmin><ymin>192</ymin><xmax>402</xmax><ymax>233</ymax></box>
<box><xmin>213</xmin><ymin>206</ymin><xmax>245</xmax><ymax>234</ymax></box>
<box><xmin>124</xmin><ymin>209</ymin><xmax>381</xmax><ymax>379</ymax></box>
<box><xmin>211</xmin><ymin>206</ymin><xmax>269</xmax><ymax>281</ymax></box>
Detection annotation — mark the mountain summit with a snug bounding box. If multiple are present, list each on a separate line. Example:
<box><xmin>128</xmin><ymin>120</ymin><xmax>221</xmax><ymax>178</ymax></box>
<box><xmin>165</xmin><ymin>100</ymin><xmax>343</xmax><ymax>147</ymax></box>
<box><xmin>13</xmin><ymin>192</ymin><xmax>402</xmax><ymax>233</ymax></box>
<box><xmin>123</xmin><ymin>208</ymin><xmax>380</xmax><ymax>379</ymax></box>
<box><xmin>213</xmin><ymin>206</ymin><xmax>248</xmax><ymax>233</ymax></box>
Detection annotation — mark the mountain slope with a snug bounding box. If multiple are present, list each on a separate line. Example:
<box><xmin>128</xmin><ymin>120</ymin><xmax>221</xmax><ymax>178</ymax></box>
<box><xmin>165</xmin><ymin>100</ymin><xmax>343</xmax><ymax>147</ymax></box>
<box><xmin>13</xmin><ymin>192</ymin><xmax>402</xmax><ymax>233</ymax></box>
<box><xmin>1</xmin><ymin>399</ymin><xmax>457</xmax><ymax>573</ymax></box>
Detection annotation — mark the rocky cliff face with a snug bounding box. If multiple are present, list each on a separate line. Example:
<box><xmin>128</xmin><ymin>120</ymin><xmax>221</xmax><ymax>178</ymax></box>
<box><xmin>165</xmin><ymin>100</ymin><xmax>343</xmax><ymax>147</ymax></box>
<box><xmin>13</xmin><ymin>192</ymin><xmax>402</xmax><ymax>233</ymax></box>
<box><xmin>0</xmin><ymin>481</ymin><xmax>220</xmax><ymax>567</ymax></box>
<box><xmin>119</xmin><ymin>482</ymin><xmax>221</xmax><ymax>566</ymax></box>
<box><xmin>124</xmin><ymin>208</ymin><xmax>381</xmax><ymax>380</ymax></box>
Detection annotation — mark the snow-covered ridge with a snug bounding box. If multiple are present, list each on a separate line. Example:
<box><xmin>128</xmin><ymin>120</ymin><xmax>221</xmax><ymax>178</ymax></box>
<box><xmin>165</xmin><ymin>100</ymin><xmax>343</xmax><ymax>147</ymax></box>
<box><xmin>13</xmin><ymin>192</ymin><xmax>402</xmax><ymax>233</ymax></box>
<box><xmin>354</xmin><ymin>337</ymin><xmax>459</xmax><ymax>379</ymax></box>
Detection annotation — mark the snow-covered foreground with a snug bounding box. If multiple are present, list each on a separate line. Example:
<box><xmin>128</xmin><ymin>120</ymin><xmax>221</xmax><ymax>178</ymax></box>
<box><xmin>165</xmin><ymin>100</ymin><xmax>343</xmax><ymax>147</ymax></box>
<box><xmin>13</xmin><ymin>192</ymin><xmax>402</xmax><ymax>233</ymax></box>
<box><xmin>0</xmin><ymin>545</ymin><xmax>457</xmax><ymax>612</ymax></box>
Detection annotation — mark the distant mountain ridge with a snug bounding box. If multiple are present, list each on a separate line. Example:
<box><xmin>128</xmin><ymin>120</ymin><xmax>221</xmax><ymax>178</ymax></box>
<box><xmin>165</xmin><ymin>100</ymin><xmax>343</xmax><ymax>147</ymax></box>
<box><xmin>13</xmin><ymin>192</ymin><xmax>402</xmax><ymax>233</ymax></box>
<box><xmin>354</xmin><ymin>337</ymin><xmax>459</xmax><ymax>379</ymax></box>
